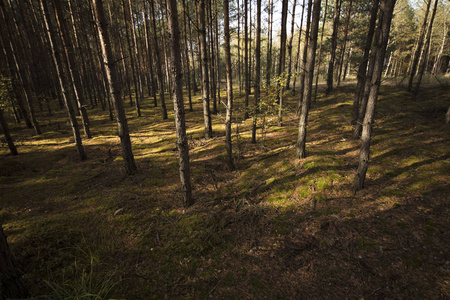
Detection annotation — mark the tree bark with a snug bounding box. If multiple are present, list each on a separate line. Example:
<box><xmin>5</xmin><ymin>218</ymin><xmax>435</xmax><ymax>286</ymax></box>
<box><xmin>252</xmin><ymin>0</ymin><xmax>262</xmax><ymax>144</ymax></box>
<box><xmin>297</xmin><ymin>0</ymin><xmax>312</xmax><ymax>114</ymax></box>
<box><xmin>143</xmin><ymin>1</ymin><xmax>159</xmax><ymax>107</ymax></box>
<box><xmin>326</xmin><ymin>0</ymin><xmax>341</xmax><ymax>95</ymax></box>
<box><xmin>0</xmin><ymin>225</ymin><xmax>28</xmax><ymax>299</ymax></box>
<box><xmin>223</xmin><ymin>0</ymin><xmax>234</xmax><ymax>169</ymax></box>
<box><xmin>198</xmin><ymin>0</ymin><xmax>213</xmax><ymax>138</ymax></box>
<box><xmin>93</xmin><ymin>0</ymin><xmax>137</xmax><ymax>175</ymax></box>
<box><xmin>40</xmin><ymin>0</ymin><xmax>86</xmax><ymax>160</ymax></box>
<box><xmin>353</xmin><ymin>0</ymin><xmax>396</xmax><ymax>191</ymax></box>
<box><xmin>181</xmin><ymin>0</ymin><xmax>193</xmax><ymax>112</ymax></box>
<box><xmin>292</xmin><ymin>0</ymin><xmax>306</xmax><ymax>95</ymax></box>
<box><xmin>296</xmin><ymin>0</ymin><xmax>321</xmax><ymax>159</ymax></box>
<box><xmin>407</xmin><ymin>0</ymin><xmax>432</xmax><ymax>91</ymax></box>
<box><xmin>122</xmin><ymin>0</ymin><xmax>141</xmax><ymax>117</ymax></box>
<box><xmin>54</xmin><ymin>0</ymin><xmax>92</xmax><ymax>139</ymax></box>
<box><xmin>0</xmin><ymin>0</ymin><xmax>40</xmax><ymax>135</ymax></box>
<box><xmin>265</xmin><ymin>0</ymin><xmax>273</xmax><ymax>87</ymax></box>
<box><xmin>337</xmin><ymin>0</ymin><xmax>353</xmax><ymax>86</ymax></box>
<box><xmin>286</xmin><ymin>0</ymin><xmax>298</xmax><ymax>90</ymax></box>
<box><xmin>0</xmin><ymin>107</ymin><xmax>18</xmax><ymax>155</ymax></box>
<box><xmin>166</xmin><ymin>0</ymin><xmax>194</xmax><ymax>206</ymax></box>
<box><xmin>352</xmin><ymin>0</ymin><xmax>379</xmax><ymax>125</ymax></box>
<box><xmin>149</xmin><ymin>0</ymin><xmax>168</xmax><ymax>120</ymax></box>
<box><xmin>313</xmin><ymin>0</ymin><xmax>328</xmax><ymax>102</ymax></box>
<box><xmin>414</xmin><ymin>0</ymin><xmax>438</xmax><ymax>96</ymax></box>
<box><xmin>244</xmin><ymin>0</ymin><xmax>250</xmax><ymax>119</ymax></box>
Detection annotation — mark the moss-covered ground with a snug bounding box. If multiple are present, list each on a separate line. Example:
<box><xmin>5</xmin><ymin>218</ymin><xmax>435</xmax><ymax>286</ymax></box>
<box><xmin>1</xmin><ymin>78</ymin><xmax>449</xmax><ymax>298</ymax></box>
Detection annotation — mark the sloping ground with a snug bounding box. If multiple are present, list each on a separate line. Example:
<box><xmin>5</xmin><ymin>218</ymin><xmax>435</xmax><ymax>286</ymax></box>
<box><xmin>0</xmin><ymin>82</ymin><xmax>449</xmax><ymax>299</ymax></box>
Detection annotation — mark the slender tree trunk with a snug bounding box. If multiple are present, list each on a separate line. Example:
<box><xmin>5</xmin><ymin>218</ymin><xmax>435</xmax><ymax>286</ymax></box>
<box><xmin>93</xmin><ymin>0</ymin><xmax>137</xmax><ymax>175</ymax></box>
<box><xmin>198</xmin><ymin>0</ymin><xmax>213</xmax><ymax>138</ymax></box>
<box><xmin>208</xmin><ymin>0</ymin><xmax>217</xmax><ymax>114</ymax></box>
<box><xmin>0</xmin><ymin>0</ymin><xmax>40</xmax><ymax>135</ymax></box>
<box><xmin>244</xmin><ymin>0</ymin><xmax>250</xmax><ymax>119</ymax></box>
<box><xmin>181</xmin><ymin>0</ymin><xmax>193</xmax><ymax>112</ymax></box>
<box><xmin>0</xmin><ymin>107</ymin><xmax>18</xmax><ymax>155</ymax></box>
<box><xmin>214</xmin><ymin>0</ymin><xmax>220</xmax><ymax>112</ymax></box>
<box><xmin>296</xmin><ymin>0</ymin><xmax>321</xmax><ymax>159</ymax></box>
<box><xmin>40</xmin><ymin>0</ymin><xmax>86</xmax><ymax>160</ymax></box>
<box><xmin>352</xmin><ymin>0</ymin><xmax>379</xmax><ymax>124</ymax></box>
<box><xmin>407</xmin><ymin>0</ymin><xmax>432</xmax><ymax>91</ymax></box>
<box><xmin>266</xmin><ymin>0</ymin><xmax>273</xmax><ymax>87</ymax></box>
<box><xmin>122</xmin><ymin>0</ymin><xmax>140</xmax><ymax>116</ymax></box>
<box><xmin>54</xmin><ymin>0</ymin><xmax>92</xmax><ymax>139</ymax></box>
<box><xmin>166</xmin><ymin>0</ymin><xmax>193</xmax><ymax>206</ymax></box>
<box><xmin>313</xmin><ymin>0</ymin><xmax>328</xmax><ymax>102</ymax></box>
<box><xmin>286</xmin><ymin>0</ymin><xmax>297</xmax><ymax>90</ymax></box>
<box><xmin>326</xmin><ymin>0</ymin><xmax>341</xmax><ymax>94</ymax></box>
<box><xmin>0</xmin><ymin>31</ymin><xmax>32</xmax><ymax>128</ymax></box>
<box><xmin>292</xmin><ymin>0</ymin><xmax>306</xmax><ymax>95</ymax></box>
<box><xmin>278</xmin><ymin>0</ymin><xmax>289</xmax><ymax>126</ymax></box>
<box><xmin>414</xmin><ymin>0</ymin><xmax>438</xmax><ymax>96</ymax></box>
<box><xmin>432</xmin><ymin>23</ymin><xmax>447</xmax><ymax>75</ymax></box>
<box><xmin>223</xmin><ymin>0</ymin><xmax>233</xmax><ymax>169</ymax></box>
<box><xmin>297</xmin><ymin>0</ymin><xmax>312</xmax><ymax>114</ymax></box>
<box><xmin>0</xmin><ymin>225</ymin><xmax>28</xmax><ymax>299</ymax></box>
<box><xmin>343</xmin><ymin>46</ymin><xmax>352</xmax><ymax>80</ymax></box>
<box><xmin>252</xmin><ymin>0</ymin><xmax>262</xmax><ymax>144</ymax></box>
<box><xmin>353</xmin><ymin>0</ymin><xmax>396</xmax><ymax>191</ymax></box>
<box><xmin>337</xmin><ymin>0</ymin><xmax>353</xmax><ymax>86</ymax></box>
<box><xmin>149</xmin><ymin>0</ymin><xmax>168</xmax><ymax>119</ymax></box>
<box><xmin>143</xmin><ymin>2</ymin><xmax>158</xmax><ymax>107</ymax></box>
<box><xmin>236</xmin><ymin>0</ymin><xmax>241</xmax><ymax>95</ymax></box>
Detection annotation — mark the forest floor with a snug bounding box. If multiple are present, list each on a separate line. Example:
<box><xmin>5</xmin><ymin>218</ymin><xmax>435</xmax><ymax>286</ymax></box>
<box><xmin>1</xmin><ymin>79</ymin><xmax>449</xmax><ymax>299</ymax></box>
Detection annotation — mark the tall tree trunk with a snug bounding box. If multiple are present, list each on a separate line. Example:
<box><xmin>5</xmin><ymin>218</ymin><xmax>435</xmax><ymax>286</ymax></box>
<box><xmin>54</xmin><ymin>0</ymin><xmax>92</xmax><ymax>139</ymax></box>
<box><xmin>0</xmin><ymin>31</ymin><xmax>32</xmax><ymax>129</ymax></box>
<box><xmin>237</xmin><ymin>0</ymin><xmax>242</xmax><ymax>95</ymax></box>
<box><xmin>93</xmin><ymin>0</ymin><xmax>137</xmax><ymax>175</ymax></box>
<box><xmin>143</xmin><ymin>2</ymin><xmax>158</xmax><ymax>107</ymax></box>
<box><xmin>0</xmin><ymin>0</ymin><xmax>40</xmax><ymax>135</ymax></box>
<box><xmin>313</xmin><ymin>0</ymin><xmax>329</xmax><ymax>102</ymax></box>
<box><xmin>337</xmin><ymin>0</ymin><xmax>353</xmax><ymax>86</ymax></box>
<box><xmin>40</xmin><ymin>0</ymin><xmax>86</xmax><ymax>160</ymax></box>
<box><xmin>286</xmin><ymin>0</ymin><xmax>298</xmax><ymax>90</ymax></box>
<box><xmin>297</xmin><ymin>0</ymin><xmax>312</xmax><ymax>114</ymax></box>
<box><xmin>244</xmin><ymin>0</ymin><xmax>249</xmax><ymax>119</ymax></box>
<box><xmin>407</xmin><ymin>0</ymin><xmax>432</xmax><ymax>91</ymax></box>
<box><xmin>0</xmin><ymin>225</ymin><xmax>28</xmax><ymax>299</ymax></box>
<box><xmin>326</xmin><ymin>0</ymin><xmax>341</xmax><ymax>95</ymax></box>
<box><xmin>166</xmin><ymin>0</ymin><xmax>193</xmax><ymax>206</ymax></box>
<box><xmin>292</xmin><ymin>0</ymin><xmax>306</xmax><ymax>95</ymax></box>
<box><xmin>198</xmin><ymin>0</ymin><xmax>213</xmax><ymax>138</ymax></box>
<box><xmin>124</xmin><ymin>0</ymin><xmax>142</xmax><ymax>116</ymax></box>
<box><xmin>432</xmin><ymin>22</ymin><xmax>447</xmax><ymax>75</ymax></box>
<box><xmin>353</xmin><ymin>0</ymin><xmax>396</xmax><ymax>191</ymax></box>
<box><xmin>296</xmin><ymin>0</ymin><xmax>321</xmax><ymax>159</ymax></box>
<box><xmin>223</xmin><ymin>0</ymin><xmax>233</xmax><ymax>169</ymax></box>
<box><xmin>265</xmin><ymin>0</ymin><xmax>273</xmax><ymax>87</ymax></box>
<box><xmin>149</xmin><ymin>0</ymin><xmax>168</xmax><ymax>119</ymax></box>
<box><xmin>214</xmin><ymin>0</ymin><xmax>220</xmax><ymax>113</ymax></box>
<box><xmin>414</xmin><ymin>0</ymin><xmax>438</xmax><ymax>96</ymax></box>
<box><xmin>278</xmin><ymin>0</ymin><xmax>289</xmax><ymax>126</ymax></box>
<box><xmin>252</xmin><ymin>0</ymin><xmax>262</xmax><ymax>144</ymax></box>
<box><xmin>208</xmin><ymin>0</ymin><xmax>217</xmax><ymax>114</ymax></box>
<box><xmin>181</xmin><ymin>0</ymin><xmax>193</xmax><ymax>112</ymax></box>
<box><xmin>0</xmin><ymin>107</ymin><xmax>18</xmax><ymax>155</ymax></box>
<box><xmin>352</xmin><ymin>0</ymin><xmax>379</xmax><ymax>124</ymax></box>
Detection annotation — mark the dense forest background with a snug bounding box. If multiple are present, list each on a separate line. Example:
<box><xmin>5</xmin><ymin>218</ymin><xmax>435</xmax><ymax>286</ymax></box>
<box><xmin>0</xmin><ymin>0</ymin><xmax>449</xmax><ymax>298</ymax></box>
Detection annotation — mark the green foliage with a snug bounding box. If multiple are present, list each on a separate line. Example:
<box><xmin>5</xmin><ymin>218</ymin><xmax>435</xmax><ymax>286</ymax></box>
<box><xmin>45</xmin><ymin>249</ymin><xmax>118</xmax><ymax>300</ymax></box>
